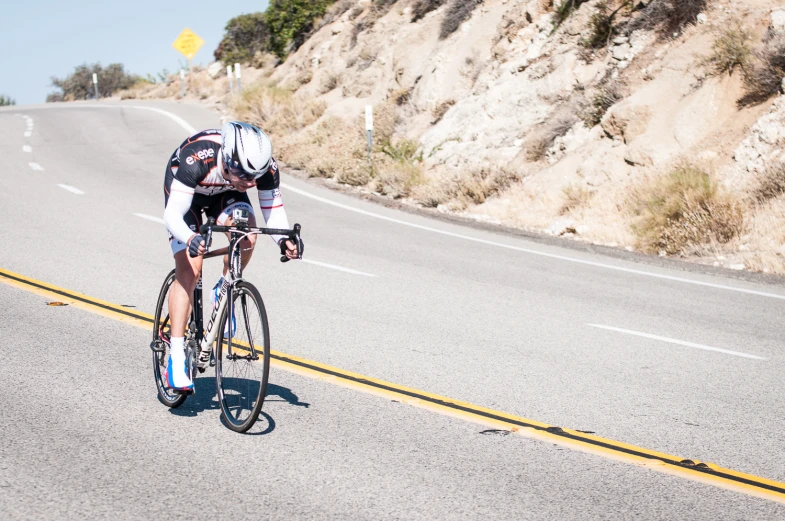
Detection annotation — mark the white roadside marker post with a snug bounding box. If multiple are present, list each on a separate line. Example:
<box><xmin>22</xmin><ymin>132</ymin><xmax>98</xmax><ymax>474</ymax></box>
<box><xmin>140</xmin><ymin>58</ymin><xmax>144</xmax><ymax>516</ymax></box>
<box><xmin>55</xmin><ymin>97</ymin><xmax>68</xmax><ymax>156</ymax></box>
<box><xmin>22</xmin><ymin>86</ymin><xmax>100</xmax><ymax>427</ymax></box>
<box><xmin>227</xmin><ymin>65</ymin><xmax>234</xmax><ymax>94</ymax></box>
<box><xmin>235</xmin><ymin>63</ymin><xmax>242</xmax><ymax>93</ymax></box>
<box><xmin>92</xmin><ymin>73</ymin><xmax>100</xmax><ymax>100</ymax></box>
<box><xmin>180</xmin><ymin>69</ymin><xmax>186</xmax><ymax>99</ymax></box>
<box><xmin>365</xmin><ymin>105</ymin><xmax>373</xmax><ymax>164</ymax></box>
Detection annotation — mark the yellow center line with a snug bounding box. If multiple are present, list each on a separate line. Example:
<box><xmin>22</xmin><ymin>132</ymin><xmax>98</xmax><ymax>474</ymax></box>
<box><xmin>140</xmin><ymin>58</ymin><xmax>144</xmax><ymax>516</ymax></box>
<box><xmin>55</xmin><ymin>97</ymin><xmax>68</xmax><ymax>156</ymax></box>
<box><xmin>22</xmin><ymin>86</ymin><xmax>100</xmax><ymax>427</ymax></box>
<box><xmin>2</xmin><ymin>265</ymin><xmax>784</xmax><ymax>504</ymax></box>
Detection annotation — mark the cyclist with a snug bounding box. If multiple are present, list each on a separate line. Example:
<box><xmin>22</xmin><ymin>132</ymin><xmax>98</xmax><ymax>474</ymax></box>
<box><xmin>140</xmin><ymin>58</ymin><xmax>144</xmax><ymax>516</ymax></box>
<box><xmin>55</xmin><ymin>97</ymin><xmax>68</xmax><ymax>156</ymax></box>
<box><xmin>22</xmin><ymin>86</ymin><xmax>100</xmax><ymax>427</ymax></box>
<box><xmin>162</xmin><ymin>121</ymin><xmax>301</xmax><ymax>392</ymax></box>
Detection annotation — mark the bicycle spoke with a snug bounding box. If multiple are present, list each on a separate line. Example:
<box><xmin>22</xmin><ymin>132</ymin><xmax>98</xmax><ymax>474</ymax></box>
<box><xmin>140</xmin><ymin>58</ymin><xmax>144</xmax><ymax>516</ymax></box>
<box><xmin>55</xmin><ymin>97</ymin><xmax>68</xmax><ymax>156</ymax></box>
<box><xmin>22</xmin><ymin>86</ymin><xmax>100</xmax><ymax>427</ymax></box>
<box><xmin>216</xmin><ymin>283</ymin><xmax>270</xmax><ymax>432</ymax></box>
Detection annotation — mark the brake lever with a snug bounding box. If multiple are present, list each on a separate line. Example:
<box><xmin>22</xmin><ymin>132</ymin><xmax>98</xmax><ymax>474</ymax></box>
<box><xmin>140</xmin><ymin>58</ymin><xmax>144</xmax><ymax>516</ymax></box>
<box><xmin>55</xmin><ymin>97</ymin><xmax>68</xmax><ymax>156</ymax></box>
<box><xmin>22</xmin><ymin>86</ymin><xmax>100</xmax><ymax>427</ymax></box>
<box><xmin>280</xmin><ymin>223</ymin><xmax>302</xmax><ymax>263</ymax></box>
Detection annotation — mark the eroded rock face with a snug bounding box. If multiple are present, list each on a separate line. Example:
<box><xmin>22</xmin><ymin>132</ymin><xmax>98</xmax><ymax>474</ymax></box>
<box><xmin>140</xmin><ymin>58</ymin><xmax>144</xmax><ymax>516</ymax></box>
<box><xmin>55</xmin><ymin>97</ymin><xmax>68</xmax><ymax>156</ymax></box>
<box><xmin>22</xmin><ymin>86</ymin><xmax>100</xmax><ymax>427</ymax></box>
<box><xmin>601</xmin><ymin>104</ymin><xmax>652</xmax><ymax>144</ymax></box>
<box><xmin>732</xmin><ymin>97</ymin><xmax>785</xmax><ymax>176</ymax></box>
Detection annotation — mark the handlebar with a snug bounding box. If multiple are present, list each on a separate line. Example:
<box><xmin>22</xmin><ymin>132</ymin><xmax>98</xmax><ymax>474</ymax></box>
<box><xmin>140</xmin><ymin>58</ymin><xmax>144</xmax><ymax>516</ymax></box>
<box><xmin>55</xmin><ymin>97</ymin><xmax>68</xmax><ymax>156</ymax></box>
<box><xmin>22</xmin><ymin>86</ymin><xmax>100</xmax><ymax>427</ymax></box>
<box><xmin>198</xmin><ymin>219</ymin><xmax>303</xmax><ymax>263</ymax></box>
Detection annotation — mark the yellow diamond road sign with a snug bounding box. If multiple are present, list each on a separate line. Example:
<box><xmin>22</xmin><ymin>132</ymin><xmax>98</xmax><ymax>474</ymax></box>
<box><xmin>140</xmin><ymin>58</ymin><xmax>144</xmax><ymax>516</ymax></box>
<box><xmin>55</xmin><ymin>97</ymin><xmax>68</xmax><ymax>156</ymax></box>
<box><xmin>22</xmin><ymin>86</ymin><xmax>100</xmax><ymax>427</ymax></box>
<box><xmin>172</xmin><ymin>28</ymin><xmax>204</xmax><ymax>60</ymax></box>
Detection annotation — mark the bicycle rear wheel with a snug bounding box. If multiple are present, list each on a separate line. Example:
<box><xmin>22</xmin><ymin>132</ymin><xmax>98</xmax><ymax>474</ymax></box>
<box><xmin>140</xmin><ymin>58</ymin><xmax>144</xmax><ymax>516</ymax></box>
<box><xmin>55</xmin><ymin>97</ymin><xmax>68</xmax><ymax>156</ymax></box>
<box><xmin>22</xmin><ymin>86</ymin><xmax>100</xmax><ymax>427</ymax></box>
<box><xmin>151</xmin><ymin>270</ymin><xmax>187</xmax><ymax>408</ymax></box>
<box><xmin>215</xmin><ymin>281</ymin><xmax>270</xmax><ymax>433</ymax></box>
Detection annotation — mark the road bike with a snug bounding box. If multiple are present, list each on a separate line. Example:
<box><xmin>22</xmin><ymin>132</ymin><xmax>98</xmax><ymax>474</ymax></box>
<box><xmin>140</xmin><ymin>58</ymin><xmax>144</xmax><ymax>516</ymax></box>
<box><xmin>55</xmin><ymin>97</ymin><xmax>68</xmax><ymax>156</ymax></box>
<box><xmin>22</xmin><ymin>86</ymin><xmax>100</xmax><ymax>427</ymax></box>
<box><xmin>150</xmin><ymin>209</ymin><xmax>302</xmax><ymax>432</ymax></box>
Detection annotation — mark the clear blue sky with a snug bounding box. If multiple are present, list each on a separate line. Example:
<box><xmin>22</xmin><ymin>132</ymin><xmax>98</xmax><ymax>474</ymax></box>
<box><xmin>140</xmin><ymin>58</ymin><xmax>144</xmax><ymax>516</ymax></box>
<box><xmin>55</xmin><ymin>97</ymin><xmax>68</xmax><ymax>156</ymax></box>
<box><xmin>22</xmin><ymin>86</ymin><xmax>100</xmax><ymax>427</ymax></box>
<box><xmin>1</xmin><ymin>0</ymin><xmax>269</xmax><ymax>105</ymax></box>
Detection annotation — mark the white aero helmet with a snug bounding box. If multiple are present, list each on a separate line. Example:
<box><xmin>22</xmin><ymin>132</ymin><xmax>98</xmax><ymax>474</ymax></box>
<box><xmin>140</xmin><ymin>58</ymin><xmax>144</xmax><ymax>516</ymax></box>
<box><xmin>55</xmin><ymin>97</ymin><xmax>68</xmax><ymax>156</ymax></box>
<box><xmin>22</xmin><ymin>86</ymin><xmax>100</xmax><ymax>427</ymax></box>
<box><xmin>221</xmin><ymin>121</ymin><xmax>273</xmax><ymax>179</ymax></box>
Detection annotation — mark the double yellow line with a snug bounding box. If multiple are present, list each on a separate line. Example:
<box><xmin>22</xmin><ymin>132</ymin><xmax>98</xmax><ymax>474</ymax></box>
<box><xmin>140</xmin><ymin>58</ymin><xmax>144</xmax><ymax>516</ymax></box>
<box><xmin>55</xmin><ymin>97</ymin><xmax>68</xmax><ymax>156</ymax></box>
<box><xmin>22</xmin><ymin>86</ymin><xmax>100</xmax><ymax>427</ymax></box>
<box><xmin>2</xmin><ymin>265</ymin><xmax>785</xmax><ymax>504</ymax></box>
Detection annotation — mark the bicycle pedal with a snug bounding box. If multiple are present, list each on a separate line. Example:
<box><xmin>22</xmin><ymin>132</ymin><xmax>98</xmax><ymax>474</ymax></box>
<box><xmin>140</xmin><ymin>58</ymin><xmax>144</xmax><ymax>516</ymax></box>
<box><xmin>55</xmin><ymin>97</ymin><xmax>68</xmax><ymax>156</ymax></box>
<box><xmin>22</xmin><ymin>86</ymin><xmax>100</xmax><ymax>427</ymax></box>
<box><xmin>172</xmin><ymin>388</ymin><xmax>195</xmax><ymax>396</ymax></box>
<box><xmin>197</xmin><ymin>367</ymin><xmax>206</xmax><ymax>374</ymax></box>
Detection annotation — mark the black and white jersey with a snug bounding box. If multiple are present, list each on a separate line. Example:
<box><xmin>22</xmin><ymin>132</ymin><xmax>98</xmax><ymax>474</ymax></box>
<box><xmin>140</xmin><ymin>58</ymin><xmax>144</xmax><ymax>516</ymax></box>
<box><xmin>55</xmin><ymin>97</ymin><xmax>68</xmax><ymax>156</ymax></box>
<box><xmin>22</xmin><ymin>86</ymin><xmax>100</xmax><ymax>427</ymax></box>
<box><xmin>164</xmin><ymin>129</ymin><xmax>280</xmax><ymax>196</ymax></box>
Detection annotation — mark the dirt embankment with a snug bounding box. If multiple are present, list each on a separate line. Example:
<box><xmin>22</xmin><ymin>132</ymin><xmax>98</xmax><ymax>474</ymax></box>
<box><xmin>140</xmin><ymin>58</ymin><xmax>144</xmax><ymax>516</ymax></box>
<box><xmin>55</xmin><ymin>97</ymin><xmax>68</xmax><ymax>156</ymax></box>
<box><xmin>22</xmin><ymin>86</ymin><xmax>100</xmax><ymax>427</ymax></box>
<box><xmin>118</xmin><ymin>0</ymin><xmax>785</xmax><ymax>275</ymax></box>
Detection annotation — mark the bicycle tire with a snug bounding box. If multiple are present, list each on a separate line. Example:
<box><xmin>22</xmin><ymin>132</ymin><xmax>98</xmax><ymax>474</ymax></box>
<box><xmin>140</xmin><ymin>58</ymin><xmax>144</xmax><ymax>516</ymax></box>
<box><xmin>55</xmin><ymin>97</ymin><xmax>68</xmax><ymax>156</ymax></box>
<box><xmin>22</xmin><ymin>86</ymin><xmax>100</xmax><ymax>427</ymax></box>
<box><xmin>152</xmin><ymin>269</ymin><xmax>187</xmax><ymax>408</ymax></box>
<box><xmin>215</xmin><ymin>281</ymin><xmax>270</xmax><ymax>433</ymax></box>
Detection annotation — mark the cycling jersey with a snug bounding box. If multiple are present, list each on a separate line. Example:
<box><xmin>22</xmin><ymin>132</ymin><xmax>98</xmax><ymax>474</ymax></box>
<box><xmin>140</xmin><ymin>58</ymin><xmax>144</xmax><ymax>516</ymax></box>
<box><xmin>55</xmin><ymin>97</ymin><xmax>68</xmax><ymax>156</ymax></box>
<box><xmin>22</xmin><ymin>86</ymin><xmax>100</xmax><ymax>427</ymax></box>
<box><xmin>164</xmin><ymin>129</ymin><xmax>281</xmax><ymax>196</ymax></box>
<box><xmin>162</xmin><ymin>129</ymin><xmax>289</xmax><ymax>254</ymax></box>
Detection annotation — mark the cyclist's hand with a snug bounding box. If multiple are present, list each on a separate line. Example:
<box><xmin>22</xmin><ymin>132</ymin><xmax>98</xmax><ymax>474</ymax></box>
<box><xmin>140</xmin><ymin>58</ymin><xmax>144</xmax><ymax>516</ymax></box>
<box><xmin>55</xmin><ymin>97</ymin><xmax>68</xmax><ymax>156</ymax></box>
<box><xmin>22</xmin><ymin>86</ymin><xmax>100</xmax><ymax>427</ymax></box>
<box><xmin>279</xmin><ymin>238</ymin><xmax>302</xmax><ymax>260</ymax></box>
<box><xmin>188</xmin><ymin>234</ymin><xmax>207</xmax><ymax>258</ymax></box>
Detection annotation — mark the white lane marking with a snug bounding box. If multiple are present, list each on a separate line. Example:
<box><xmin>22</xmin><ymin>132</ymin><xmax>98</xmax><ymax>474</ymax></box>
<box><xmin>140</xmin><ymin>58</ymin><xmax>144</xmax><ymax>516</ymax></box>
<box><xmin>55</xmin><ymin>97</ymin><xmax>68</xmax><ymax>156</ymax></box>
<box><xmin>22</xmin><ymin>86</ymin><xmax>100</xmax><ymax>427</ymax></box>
<box><xmin>301</xmin><ymin>258</ymin><xmax>377</xmax><ymax>277</ymax></box>
<box><xmin>22</xmin><ymin>145</ymin><xmax>32</xmax><ymax>153</ymax></box>
<box><xmin>28</xmin><ymin>162</ymin><xmax>44</xmax><ymax>171</ymax></box>
<box><xmin>587</xmin><ymin>324</ymin><xmax>767</xmax><ymax>360</ymax></box>
<box><xmin>23</xmin><ymin>131</ymin><xmax>32</xmax><ymax>137</ymax></box>
<box><xmin>130</xmin><ymin>106</ymin><xmax>196</xmax><ymax>134</ymax></box>
<box><xmin>133</xmin><ymin>213</ymin><xmax>165</xmax><ymax>224</ymax></box>
<box><xmin>281</xmin><ymin>183</ymin><xmax>785</xmax><ymax>301</ymax></box>
<box><xmin>57</xmin><ymin>184</ymin><xmax>85</xmax><ymax>195</ymax></box>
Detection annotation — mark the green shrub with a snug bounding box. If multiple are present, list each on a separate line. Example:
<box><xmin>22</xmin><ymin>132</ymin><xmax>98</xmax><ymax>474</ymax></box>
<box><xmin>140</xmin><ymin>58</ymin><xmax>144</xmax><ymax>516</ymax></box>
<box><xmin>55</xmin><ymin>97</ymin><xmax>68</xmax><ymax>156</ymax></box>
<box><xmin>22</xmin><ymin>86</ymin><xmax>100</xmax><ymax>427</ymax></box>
<box><xmin>440</xmin><ymin>0</ymin><xmax>484</xmax><ymax>39</ymax></box>
<box><xmin>214</xmin><ymin>13</ymin><xmax>269</xmax><ymax>65</ymax></box>
<box><xmin>0</xmin><ymin>95</ymin><xmax>15</xmax><ymax>106</ymax></box>
<box><xmin>47</xmin><ymin>63</ymin><xmax>140</xmax><ymax>101</ymax></box>
<box><xmin>266</xmin><ymin>0</ymin><xmax>336</xmax><ymax>57</ymax></box>
<box><xmin>581</xmin><ymin>1</ymin><xmax>634</xmax><ymax>50</ymax></box>
<box><xmin>701</xmin><ymin>24</ymin><xmax>752</xmax><ymax>76</ymax></box>
<box><xmin>632</xmin><ymin>163</ymin><xmax>744</xmax><ymax>255</ymax></box>
<box><xmin>552</xmin><ymin>0</ymin><xmax>588</xmax><ymax>30</ymax></box>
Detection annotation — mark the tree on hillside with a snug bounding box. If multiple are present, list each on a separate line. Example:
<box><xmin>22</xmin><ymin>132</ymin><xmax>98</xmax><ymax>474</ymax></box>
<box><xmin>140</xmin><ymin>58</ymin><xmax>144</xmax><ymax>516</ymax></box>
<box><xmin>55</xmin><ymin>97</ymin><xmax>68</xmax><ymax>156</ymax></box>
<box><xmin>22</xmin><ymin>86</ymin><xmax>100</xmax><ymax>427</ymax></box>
<box><xmin>214</xmin><ymin>13</ymin><xmax>270</xmax><ymax>65</ymax></box>
<box><xmin>47</xmin><ymin>63</ymin><xmax>140</xmax><ymax>102</ymax></box>
<box><xmin>266</xmin><ymin>0</ymin><xmax>334</xmax><ymax>57</ymax></box>
<box><xmin>0</xmin><ymin>95</ymin><xmax>15</xmax><ymax>106</ymax></box>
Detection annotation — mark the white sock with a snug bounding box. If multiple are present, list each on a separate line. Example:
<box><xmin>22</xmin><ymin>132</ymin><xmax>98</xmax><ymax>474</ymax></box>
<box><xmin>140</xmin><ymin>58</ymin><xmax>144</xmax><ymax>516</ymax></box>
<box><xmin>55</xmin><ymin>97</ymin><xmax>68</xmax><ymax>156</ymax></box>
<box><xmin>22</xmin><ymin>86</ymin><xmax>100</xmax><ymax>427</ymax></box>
<box><xmin>170</xmin><ymin>337</ymin><xmax>185</xmax><ymax>362</ymax></box>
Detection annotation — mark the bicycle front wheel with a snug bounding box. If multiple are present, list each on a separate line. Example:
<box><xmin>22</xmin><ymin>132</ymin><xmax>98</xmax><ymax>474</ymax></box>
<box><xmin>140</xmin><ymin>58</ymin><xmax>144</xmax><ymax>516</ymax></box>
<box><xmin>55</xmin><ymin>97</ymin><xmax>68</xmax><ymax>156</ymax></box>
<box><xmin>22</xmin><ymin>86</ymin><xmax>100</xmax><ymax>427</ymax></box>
<box><xmin>215</xmin><ymin>281</ymin><xmax>271</xmax><ymax>433</ymax></box>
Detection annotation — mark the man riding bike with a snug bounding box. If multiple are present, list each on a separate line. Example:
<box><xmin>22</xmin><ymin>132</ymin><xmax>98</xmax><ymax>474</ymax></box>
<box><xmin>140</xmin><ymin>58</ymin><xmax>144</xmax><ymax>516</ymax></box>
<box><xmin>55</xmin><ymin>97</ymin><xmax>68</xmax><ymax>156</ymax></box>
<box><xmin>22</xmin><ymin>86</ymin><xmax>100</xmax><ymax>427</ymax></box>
<box><xmin>162</xmin><ymin>121</ymin><xmax>301</xmax><ymax>392</ymax></box>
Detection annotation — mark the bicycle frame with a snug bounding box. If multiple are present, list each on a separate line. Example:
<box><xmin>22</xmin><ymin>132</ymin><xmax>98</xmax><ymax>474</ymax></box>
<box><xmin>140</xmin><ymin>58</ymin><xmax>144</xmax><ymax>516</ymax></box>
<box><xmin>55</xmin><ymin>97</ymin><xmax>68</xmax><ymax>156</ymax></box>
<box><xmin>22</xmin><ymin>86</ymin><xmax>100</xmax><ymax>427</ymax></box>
<box><xmin>194</xmin><ymin>217</ymin><xmax>300</xmax><ymax>360</ymax></box>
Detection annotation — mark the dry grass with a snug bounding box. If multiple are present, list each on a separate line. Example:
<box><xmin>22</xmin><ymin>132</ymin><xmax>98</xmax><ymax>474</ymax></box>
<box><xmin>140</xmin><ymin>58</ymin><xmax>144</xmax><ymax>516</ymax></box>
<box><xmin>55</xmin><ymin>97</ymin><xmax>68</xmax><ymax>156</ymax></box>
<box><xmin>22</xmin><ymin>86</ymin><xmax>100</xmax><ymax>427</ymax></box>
<box><xmin>752</xmin><ymin>162</ymin><xmax>785</xmax><ymax>203</ymax></box>
<box><xmin>553</xmin><ymin>0</ymin><xmax>589</xmax><ymax>29</ymax></box>
<box><xmin>739</xmin><ymin>198</ymin><xmax>785</xmax><ymax>274</ymax></box>
<box><xmin>631</xmin><ymin>163</ymin><xmax>744</xmax><ymax>256</ymax></box>
<box><xmin>320</xmin><ymin>73</ymin><xmax>341</xmax><ymax>94</ymax></box>
<box><xmin>738</xmin><ymin>35</ymin><xmax>785</xmax><ymax>107</ymax></box>
<box><xmin>440</xmin><ymin>0</ymin><xmax>483</xmax><ymax>39</ymax></box>
<box><xmin>230</xmin><ymin>83</ymin><xmax>326</xmax><ymax>137</ymax></box>
<box><xmin>700</xmin><ymin>24</ymin><xmax>752</xmax><ymax>76</ymax></box>
<box><xmin>295</xmin><ymin>69</ymin><xmax>313</xmax><ymax>86</ymax></box>
<box><xmin>390</xmin><ymin>87</ymin><xmax>412</xmax><ymax>105</ymax></box>
<box><xmin>432</xmin><ymin>99</ymin><xmax>456</xmax><ymax>124</ymax></box>
<box><xmin>411</xmin><ymin>0</ymin><xmax>447</xmax><ymax>22</ymax></box>
<box><xmin>412</xmin><ymin>167</ymin><xmax>523</xmax><ymax>209</ymax></box>
<box><xmin>582</xmin><ymin>79</ymin><xmax>624</xmax><ymax>128</ymax></box>
<box><xmin>560</xmin><ymin>182</ymin><xmax>594</xmax><ymax>214</ymax></box>
<box><xmin>627</xmin><ymin>0</ymin><xmax>708</xmax><ymax>37</ymax></box>
<box><xmin>526</xmin><ymin>114</ymin><xmax>578</xmax><ymax>162</ymax></box>
<box><xmin>276</xmin><ymin>103</ymin><xmax>398</xmax><ymax>184</ymax></box>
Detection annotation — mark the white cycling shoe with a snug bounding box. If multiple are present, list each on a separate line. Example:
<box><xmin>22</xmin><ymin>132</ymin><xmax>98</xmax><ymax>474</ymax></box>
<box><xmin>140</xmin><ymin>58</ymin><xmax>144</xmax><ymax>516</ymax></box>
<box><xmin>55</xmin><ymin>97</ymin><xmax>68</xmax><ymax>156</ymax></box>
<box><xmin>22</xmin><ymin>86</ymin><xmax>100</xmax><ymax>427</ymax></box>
<box><xmin>166</xmin><ymin>354</ymin><xmax>193</xmax><ymax>391</ymax></box>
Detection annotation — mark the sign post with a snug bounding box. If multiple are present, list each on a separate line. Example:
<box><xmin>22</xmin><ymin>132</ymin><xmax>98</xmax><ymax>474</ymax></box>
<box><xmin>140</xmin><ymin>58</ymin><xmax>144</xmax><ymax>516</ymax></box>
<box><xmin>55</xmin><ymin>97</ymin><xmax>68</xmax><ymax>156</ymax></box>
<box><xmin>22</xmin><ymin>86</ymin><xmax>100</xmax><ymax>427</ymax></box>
<box><xmin>234</xmin><ymin>63</ymin><xmax>242</xmax><ymax>93</ymax></box>
<box><xmin>92</xmin><ymin>73</ymin><xmax>100</xmax><ymax>100</ymax></box>
<box><xmin>179</xmin><ymin>69</ymin><xmax>186</xmax><ymax>98</ymax></box>
<box><xmin>365</xmin><ymin>105</ymin><xmax>373</xmax><ymax>163</ymax></box>
<box><xmin>227</xmin><ymin>65</ymin><xmax>234</xmax><ymax>94</ymax></box>
<box><xmin>172</xmin><ymin>28</ymin><xmax>205</xmax><ymax>64</ymax></box>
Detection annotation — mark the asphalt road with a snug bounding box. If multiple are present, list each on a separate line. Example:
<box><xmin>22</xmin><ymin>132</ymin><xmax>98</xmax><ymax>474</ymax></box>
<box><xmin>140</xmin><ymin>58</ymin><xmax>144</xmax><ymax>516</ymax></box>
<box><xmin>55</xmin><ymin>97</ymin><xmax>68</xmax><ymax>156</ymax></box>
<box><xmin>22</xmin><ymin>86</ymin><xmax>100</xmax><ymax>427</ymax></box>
<box><xmin>1</xmin><ymin>101</ymin><xmax>785</xmax><ymax>520</ymax></box>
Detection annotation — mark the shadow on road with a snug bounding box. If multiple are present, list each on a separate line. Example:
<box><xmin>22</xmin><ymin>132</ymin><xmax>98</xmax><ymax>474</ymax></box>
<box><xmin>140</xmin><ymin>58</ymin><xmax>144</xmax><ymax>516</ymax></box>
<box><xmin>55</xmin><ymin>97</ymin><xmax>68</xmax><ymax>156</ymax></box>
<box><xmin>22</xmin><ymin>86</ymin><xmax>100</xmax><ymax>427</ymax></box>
<box><xmin>167</xmin><ymin>377</ymin><xmax>310</xmax><ymax>435</ymax></box>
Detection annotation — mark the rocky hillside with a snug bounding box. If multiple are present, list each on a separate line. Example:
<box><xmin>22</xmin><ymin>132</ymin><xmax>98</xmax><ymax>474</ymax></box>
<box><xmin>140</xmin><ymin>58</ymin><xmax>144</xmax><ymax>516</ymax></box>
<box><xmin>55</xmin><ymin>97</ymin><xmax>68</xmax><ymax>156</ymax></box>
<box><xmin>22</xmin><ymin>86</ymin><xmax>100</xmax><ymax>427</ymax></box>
<box><xmin>121</xmin><ymin>0</ymin><xmax>785</xmax><ymax>275</ymax></box>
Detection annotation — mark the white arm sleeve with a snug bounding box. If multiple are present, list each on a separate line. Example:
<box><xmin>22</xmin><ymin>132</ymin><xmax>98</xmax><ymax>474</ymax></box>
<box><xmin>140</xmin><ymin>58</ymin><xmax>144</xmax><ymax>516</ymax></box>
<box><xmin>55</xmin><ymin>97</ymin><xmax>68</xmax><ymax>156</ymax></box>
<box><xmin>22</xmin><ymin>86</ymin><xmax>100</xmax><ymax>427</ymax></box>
<box><xmin>258</xmin><ymin>188</ymin><xmax>290</xmax><ymax>244</ymax></box>
<box><xmin>163</xmin><ymin>179</ymin><xmax>197</xmax><ymax>245</ymax></box>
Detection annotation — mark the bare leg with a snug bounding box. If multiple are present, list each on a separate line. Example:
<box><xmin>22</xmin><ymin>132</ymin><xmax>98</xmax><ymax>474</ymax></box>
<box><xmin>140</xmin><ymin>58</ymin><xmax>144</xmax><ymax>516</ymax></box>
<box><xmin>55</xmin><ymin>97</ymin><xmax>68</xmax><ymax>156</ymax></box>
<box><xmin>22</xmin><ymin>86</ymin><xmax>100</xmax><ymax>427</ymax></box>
<box><xmin>169</xmin><ymin>249</ymin><xmax>203</xmax><ymax>337</ymax></box>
